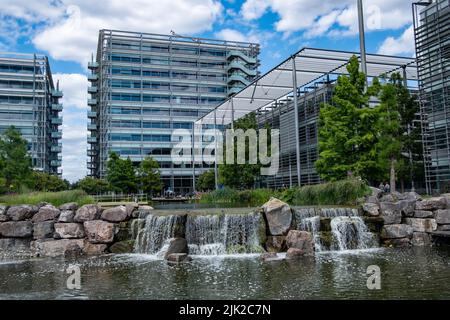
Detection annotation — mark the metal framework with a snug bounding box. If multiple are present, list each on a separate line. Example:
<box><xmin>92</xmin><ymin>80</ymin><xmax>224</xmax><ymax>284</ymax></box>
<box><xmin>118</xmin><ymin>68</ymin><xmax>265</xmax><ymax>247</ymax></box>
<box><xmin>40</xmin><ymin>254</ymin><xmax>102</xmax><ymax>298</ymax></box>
<box><xmin>196</xmin><ymin>47</ymin><xmax>418</xmax><ymax>188</ymax></box>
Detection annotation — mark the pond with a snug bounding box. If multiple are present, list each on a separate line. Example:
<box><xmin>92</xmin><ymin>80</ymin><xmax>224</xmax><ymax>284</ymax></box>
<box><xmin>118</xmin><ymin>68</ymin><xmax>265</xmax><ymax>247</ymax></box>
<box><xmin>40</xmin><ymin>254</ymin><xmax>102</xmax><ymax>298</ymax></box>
<box><xmin>1</xmin><ymin>247</ymin><xmax>449</xmax><ymax>299</ymax></box>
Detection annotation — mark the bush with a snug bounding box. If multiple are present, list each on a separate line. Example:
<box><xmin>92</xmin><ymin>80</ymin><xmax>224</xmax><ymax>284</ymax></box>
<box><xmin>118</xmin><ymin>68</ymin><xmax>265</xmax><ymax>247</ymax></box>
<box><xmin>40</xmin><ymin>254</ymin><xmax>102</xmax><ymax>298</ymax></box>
<box><xmin>0</xmin><ymin>189</ymin><xmax>94</xmax><ymax>207</ymax></box>
<box><xmin>200</xmin><ymin>188</ymin><xmax>280</xmax><ymax>206</ymax></box>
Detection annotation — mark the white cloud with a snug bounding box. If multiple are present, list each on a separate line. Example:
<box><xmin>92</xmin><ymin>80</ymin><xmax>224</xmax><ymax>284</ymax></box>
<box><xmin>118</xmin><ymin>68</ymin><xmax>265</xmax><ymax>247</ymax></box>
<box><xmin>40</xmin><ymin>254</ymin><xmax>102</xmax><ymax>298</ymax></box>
<box><xmin>3</xmin><ymin>0</ymin><xmax>223</xmax><ymax>66</ymax></box>
<box><xmin>378</xmin><ymin>25</ymin><xmax>415</xmax><ymax>56</ymax></box>
<box><xmin>53</xmin><ymin>73</ymin><xmax>88</xmax><ymax>182</ymax></box>
<box><xmin>214</xmin><ymin>28</ymin><xmax>258</xmax><ymax>43</ymax></box>
<box><xmin>241</xmin><ymin>0</ymin><xmax>271</xmax><ymax>20</ymax></box>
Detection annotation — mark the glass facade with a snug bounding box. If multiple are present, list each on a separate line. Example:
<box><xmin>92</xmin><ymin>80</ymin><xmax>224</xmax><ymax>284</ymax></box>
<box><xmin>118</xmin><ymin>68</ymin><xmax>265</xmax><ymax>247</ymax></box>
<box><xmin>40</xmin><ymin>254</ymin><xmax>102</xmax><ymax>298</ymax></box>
<box><xmin>0</xmin><ymin>53</ymin><xmax>63</xmax><ymax>175</ymax></box>
<box><xmin>413</xmin><ymin>0</ymin><xmax>450</xmax><ymax>193</ymax></box>
<box><xmin>87</xmin><ymin>30</ymin><xmax>259</xmax><ymax>194</ymax></box>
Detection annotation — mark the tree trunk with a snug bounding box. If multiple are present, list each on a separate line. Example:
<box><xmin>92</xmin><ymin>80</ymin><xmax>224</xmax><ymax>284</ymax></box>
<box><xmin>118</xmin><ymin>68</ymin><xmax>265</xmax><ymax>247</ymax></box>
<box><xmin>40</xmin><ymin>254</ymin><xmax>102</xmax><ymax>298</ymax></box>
<box><xmin>390</xmin><ymin>157</ymin><xmax>396</xmax><ymax>193</ymax></box>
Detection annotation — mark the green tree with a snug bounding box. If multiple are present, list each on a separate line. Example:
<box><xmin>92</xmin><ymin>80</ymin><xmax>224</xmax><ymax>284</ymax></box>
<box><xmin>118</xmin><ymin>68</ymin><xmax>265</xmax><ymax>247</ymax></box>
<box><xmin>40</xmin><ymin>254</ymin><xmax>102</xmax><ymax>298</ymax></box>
<box><xmin>74</xmin><ymin>176</ymin><xmax>110</xmax><ymax>194</ymax></box>
<box><xmin>315</xmin><ymin>56</ymin><xmax>381</xmax><ymax>182</ymax></box>
<box><xmin>0</xmin><ymin>126</ymin><xmax>32</xmax><ymax>192</ymax></box>
<box><xmin>137</xmin><ymin>156</ymin><xmax>162</xmax><ymax>196</ymax></box>
<box><xmin>197</xmin><ymin>170</ymin><xmax>215</xmax><ymax>191</ymax></box>
<box><xmin>106</xmin><ymin>152</ymin><xmax>138</xmax><ymax>193</ymax></box>
<box><xmin>26</xmin><ymin>171</ymin><xmax>70</xmax><ymax>192</ymax></box>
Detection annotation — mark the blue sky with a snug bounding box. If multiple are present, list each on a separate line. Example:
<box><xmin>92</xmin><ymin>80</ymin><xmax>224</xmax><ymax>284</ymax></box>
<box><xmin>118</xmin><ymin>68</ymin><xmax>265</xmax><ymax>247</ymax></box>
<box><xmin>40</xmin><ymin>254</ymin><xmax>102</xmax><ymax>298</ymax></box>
<box><xmin>0</xmin><ymin>0</ymin><xmax>416</xmax><ymax>182</ymax></box>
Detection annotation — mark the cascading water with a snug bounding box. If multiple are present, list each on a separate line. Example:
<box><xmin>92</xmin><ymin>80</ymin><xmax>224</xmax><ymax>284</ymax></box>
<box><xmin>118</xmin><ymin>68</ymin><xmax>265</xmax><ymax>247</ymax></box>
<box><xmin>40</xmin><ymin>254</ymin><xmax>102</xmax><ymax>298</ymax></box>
<box><xmin>294</xmin><ymin>207</ymin><xmax>377</xmax><ymax>251</ymax></box>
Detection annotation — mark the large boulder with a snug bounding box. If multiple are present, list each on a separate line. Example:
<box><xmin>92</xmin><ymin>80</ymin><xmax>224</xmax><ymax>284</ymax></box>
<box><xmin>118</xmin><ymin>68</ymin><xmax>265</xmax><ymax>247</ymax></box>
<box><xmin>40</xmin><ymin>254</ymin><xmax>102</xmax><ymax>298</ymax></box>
<box><xmin>260</xmin><ymin>252</ymin><xmax>279</xmax><ymax>262</ymax></box>
<box><xmin>404</xmin><ymin>218</ymin><xmax>437</xmax><ymax>233</ymax></box>
<box><xmin>125</xmin><ymin>203</ymin><xmax>139</xmax><ymax>218</ymax></box>
<box><xmin>414</xmin><ymin>210</ymin><xmax>434</xmax><ymax>218</ymax></box>
<box><xmin>403</xmin><ymin>192</ymin><xmax>422</xmax><ymax>201</ymax></box>
<box><xmin>265</xmin><ymin>236</ymin><xmax>286</xmax><ymax>253</ymax></box>
<box><xmin>58</xmin><ymin>210</ymin><xmax>75</xmax><ymax>223</ymax></box>
<box><xmin>380</xmin><ymin>224</ymin><xmax>413</xmax><ymax>239</ymax></box>
<box><xmin>437</xmin><ymin>225</ymin><xmax>450</xmax><ymax>231</ymax></box>
<box><xmin>397</xmin><ymin>199</ymin><xmax>416</xmax><ymax>217</ymax></box>
<box><xmin>6</xmin><ymin>205</ymin><xmax>37</xmax><ymax>221</ymax></box>
<box><xmin>415</xmin><ymin>197</ymin><xmax>447</xmax><ymax>211</ymax></box>
<box><xmin>379</xmin><ymin>202</ymin><xmax>402</xmax><ymax>224</ymax></box>
<box><xmin>286</xmin><ymin>247</ymin><xmax>314</xmax><ymax>259</ymax></box>
<box><xmin>33</xmin><ymin>221</ymin><xmax>55</xmax><ymax>239</ymax></box>
<box><xmin>0</xmin><ymin>213</ymin><xmax>9</xmax><ymax>222</ymax></box>
<box><xmin>362</xmin><ymin>203</ymin><xmax>380</xmax><ymax>216</ymax></box>
<box><xmin>411</xmin><ymin>232</ymin><xmax>431</xmax><ymax>246</ymax></box>
<box><xmin>164</xmin><ymin>237</ymin><xmax>188</xmax><ymax>259</ymax></box>
<box><xmin>54</xmin><ymin>223</ymin><xmax>85</xmax><ymax>239</ymax></box>
<box><xmin>0</xmin><ymin>221</ymin><xmax>33</xmax><ymax>237</ymax></box>
<box><xmin>0</xmin><ymin>238</ymin><xmax>31</xmax><ymax>256</ymax></box>
<box><xmin>115</xmin><ymin>221</ymin><xmax>132</xmax><ymax>242</ymax></box>
<box><xmin>369</xmin><ymin>187</ymin><xmax>382</xmax><ymax>198</ymax></box>
<box><xmin>84</xmin><ymin>220</ymin><xmax>115</xmax><ymax>243</ymax></box>
<box><xmin>74</xmin><ymin>204</ymin><xmax>101</xmax><ymax>222</ymax></box>
<box><xmin>166</xmin><ymin>253</ymin><xmax>192</xmax><ymax>263</ymax></box>
<box><xmin>59</xmin><ymin>202</ymin><xmax>78</xmax><ymax>211</ymax></box>
<box><xmin>101</xmin><ymin>205</ymin><xmax>128</xmax><ymax>222</ymax></box>
<box><xmin>383</xmin><ymin>238</ymin><xmax>411</xmax><ymax>247</ymax></box>
<box><xmin>262</xmin><ymin>197</ymin><xmax>292</xmax><ymax>236</ymax></box>
<box><xmin>285</xmin><ymin>230</ymin><xmax>314</xmax><ymax>254</ymax></box>
<box><xmin>83</xmin><ymin>240</ymin><xmax>107</xmax><ymax>255</ymax></box>
<box><xmin>435</xmin><ymin>209</ymin><xmax>450</xmax><ymax>225</ymax></box>
<box><xmin>31</xmin><ymin>239</ymin><xmax>84</xmax><ymax>257</ymax></box>
<box><xmin>109</xmin><ymin>240</ymin><xmax>135</xmax><ymax>254</ymax></box>
<box><xmin>32</xmin><ymin>205</ymin><xmax>60</xmax><ymax>222</ymax></box>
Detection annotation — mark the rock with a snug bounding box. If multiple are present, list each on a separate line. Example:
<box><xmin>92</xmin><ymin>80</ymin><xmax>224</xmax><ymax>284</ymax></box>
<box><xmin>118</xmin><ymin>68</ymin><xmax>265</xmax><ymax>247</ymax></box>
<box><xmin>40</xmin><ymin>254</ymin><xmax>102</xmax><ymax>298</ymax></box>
<box><xmin>6</xmin><ymin>205</ymin><xmax>36</xmax><ymax>221</ymax></box>
<box><xmin>115</xmin><ymin>220</ymin><xmax>132</xmax><ymax>242</ymax></box>
<box><xmin>54</xmin><ymin>223</ymin><xmax>85</xmax><ymax>239</ymax></box>
<box><xmin>380</xmin><ymin>194</ymin><xmax>395</xmax><ymax>202</ymax></box>
<box><xmin>33</xmin><ymin>221</ymin><xmax>55</xmax><ymax>239</ymax></box>
<box><xmin>286</xmin><ymin>247</ymin><xmax>314</xmax><ymax>259</ymax></box>
<box><xmin>435</xmin><ymin>209</ymin><xmax>450</xmax><ymax>225</ymax></box>
<box><xmin>398</xmin><ymin>199</ymin><xmax>416</xmax><ymax>217</ymax></box>
<box><xmin>74</xmin><ymin>204</ymin><xmax>101</xmax><ymax>222</ymax></box>
<box><xmin>415</xmin><ymin>197</ymin><xmax>447</xmax><ymax>211</ymax></box>
<box><xmin>58</xmin><ymin>210</ymin><xmax>75</xmax><ymax>223</ymax></box>
<box><xmin>0</xmin><ymin>221</ymin><xmax>33</xmax><ymax>237</ymax></box>
<box><xmin>135</xmin><ymin>205</ymin><xmax>153</xmax><ymax>218</ymax></box>
<box><xmin>83</xmin><ymin>241</ymin><xmax>107</xmax><ymax>255</ymax></box>
<box><xmin>125</xmin><ymin>203</ymin><xmax>139</xmax><ymax>218</ymax></box>
<box><xmin>380</xmin><ymin>224</ymin><xmax>413</xmax><ymax>239</ymax></box>
<box><xmin>84</xmin><ymin>220</ymin><xmax>115</xmax><ymax>243</ymax></box>
<box><xmin>59</xmin><ymin>202</ymin><xmax>78</xmax><ymax>211</ymax></box>
<box><xmin>403</xmin><ymin>192</ymin><xmax>422</xmax><ymax>201</ymax></box>
<box><xmin>404</xmin><ymin>218</ymin><xmax>437</xmax><ymax>233</ymax></box>
<box><xmin>365</xmin><ymin>195</ymin><xmax>379</xmax><ymax>204</ymax></box>
<box><xmin>31</xmin><ymin>239</ymin><xmax>84</xmax><ymax>257</ymax></box>
<box><xmin>362</xmin><ymin>203</ymin><xmax>380</xmax><ymax>216</ymax></box>
<box><xmin>414</xmin><ymin>210</ymin><xmax>434</xmax><ymax>218</ymax></box>
<box><xmin>262</xmin><ymin>197</ymin><xmax>292</xmax><ymax>236</ymax></box>
<box><xmin>260</xmin><ymin>252</ymin><xmax>278</xmax><ymax>261</ymax></box>
<box><xmin>379</xmin><ymin>202</ymin><xmax>402</xmax><ymax>224</ymax></box>
<box><xmin>166</xmin><ymin>253</ymin><xmax>192</xmax><ymax>263</ymax></box>
<box><xmin>362</xmin><ymin>217</ymin><xmax>384</xmax><ymax>233</ymax></box>
<box><xmin>101</xmin><ymin>205</ymin><xmax>128</xmax><ymax>222</ymax></box>
<box><xmin>437</xmin><ymin>225</ymin><xmax>450</xmax><ymax>231</ymax></box>
<box><xmin>0</xmin><ymin>205</ymin><xmax>8</xmax><ymax>215</ymax></box>
<box><xmin>265</xmin><ymin>236</ymin><xmax>286</xmax><ymax>252</ymax></box>
<box><xmin>109</xmin><ymin>240</ymin><xmax>135</xmax><ymax>253</ymax></box>
<box><xmin>32</xmin><ymin>205</ymin><xmax>60</xmax><ymax>222</ymax></box>
<box><xmin>285</xmin><ymin>230</ymin><xmax>314</xmax><ymax>255</ymax></box>
<box><xmin>411</xmin><ymin>232</ymin><xmax>431</xmax><ymax>246</ymax></box>
<box><xmin>257</xmin><ymin>212</ymin><xmax>267</xmax><ymax>247</ymax></box>
<box><xmin>0</xmin><ymin>213</ymin><xmax>9</xmax><ymax>222</ymax></box>
<box><xmin>383</xmin><ymin>238</ymin><xmax>411</xmax><ymax>247</ymax></box>
<box><xmin>164</xmin><ymin>237</ymin><xmax>188</xmax><ymax>259</ymax></box>
<box><xmin>0</xmin><ymin>238</ymin><xmax>31</xmax><ymax>256</ymax></box>
<box><xmin>369</xmin><ymin>187</ymin><xmax>382</xmax><ymax>198</ymax></box>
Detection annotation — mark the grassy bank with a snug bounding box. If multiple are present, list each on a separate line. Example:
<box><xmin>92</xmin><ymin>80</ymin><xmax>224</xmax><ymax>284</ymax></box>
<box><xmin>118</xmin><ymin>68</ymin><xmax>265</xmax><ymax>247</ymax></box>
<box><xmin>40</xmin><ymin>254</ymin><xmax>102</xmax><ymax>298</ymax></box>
<box><xmin>199</xmin><ymin>179</ymin><xmax>370</xmax><ymax>207</ymax></box>
<box><xmin>0</xmin><ymin>190</ymin><xmax>95</xmax><ymax>207</ymax></box>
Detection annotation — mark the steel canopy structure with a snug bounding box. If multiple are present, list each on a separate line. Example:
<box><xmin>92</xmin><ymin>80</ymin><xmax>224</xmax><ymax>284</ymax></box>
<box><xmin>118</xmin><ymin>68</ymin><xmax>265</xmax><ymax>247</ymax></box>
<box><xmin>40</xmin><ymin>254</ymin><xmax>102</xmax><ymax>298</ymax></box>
<box><xmin>194</xmin><ymin>47</ymin><xmax>418</xmax><ymax>189</ymax></box>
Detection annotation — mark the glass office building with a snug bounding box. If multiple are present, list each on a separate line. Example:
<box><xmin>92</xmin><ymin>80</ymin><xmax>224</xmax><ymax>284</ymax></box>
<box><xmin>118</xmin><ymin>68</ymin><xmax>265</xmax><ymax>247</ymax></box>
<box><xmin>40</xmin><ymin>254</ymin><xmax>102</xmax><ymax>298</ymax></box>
<box><xmin>87</xmin><ymin>30</ymin><xmax>259</xmax><ymax>193</ymax></box>
<box><xmin>413</xmin><ymin>0</ymin><xmax>450</xmax><ymax>193</ymax></box>
<box><xmin>0</xmin><ymin>52</ymin><xmax>63</xmax><ymax>175</ymax></box>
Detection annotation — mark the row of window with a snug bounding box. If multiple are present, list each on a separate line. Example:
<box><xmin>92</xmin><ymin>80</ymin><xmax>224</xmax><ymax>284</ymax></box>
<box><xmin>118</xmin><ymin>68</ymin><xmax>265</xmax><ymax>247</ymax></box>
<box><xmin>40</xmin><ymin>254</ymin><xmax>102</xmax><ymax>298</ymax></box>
<box><xmin>0</xmin><ymin>64</ymin><xmax>39</xmax><ymax>74</ymax></box>
<box><xmin>110</xmin><ymin>54</ymin><xmax>226</xmax><ymax>69</ymax></box>
<box><xmin>111</xmin><ymin>120</ymin><xmax>193</xmax><ymax>129</ymax></box>
<box><xmin>111</xmin><ymin>42</ymin><xmax>230</xmax><ymax>57</ymax></box>
<box><xmin>0</xmin><ymin>110</ymin><xmax>34</xmax><ymax>120</ymax></box>
<box><xmin>110</xmin><ymin>133</ymin><xmax>171</xmax><ymax>142</ymax></box>
<box><xmin>0</xmin><ymin>96</ymin><xmax>34</xmax><ymax>104</ymax></box>
<box><xmin>110</xmin><ymin>67</ymin><xmax>227</xmax><ymax>81</ymax></box>
<box><xmin>111</xmin><ymin>147</ymin><xmax>173</xmax><ymax>156</ymax></box>
<box><xmin>0</xmin><ymin>80</ymin><xmax>34</xmax><ymax>89</ymax></box>
<box><xmin>111</xmin><ymin>93</ymin><xmax>224</xmax><ymax>105</ymax></box>
<box><xmin>109</xmin><ymin>107</ymin><xmax>211</xmax><ymax>117</ymax></box>
<box><xmin>110</xmin><ymin>79</ymin><xmax>226</xmax><ymax>93</ymax></box>
<box><xmin>0</xmin><ymin>126</ymin><xmax>34</xmax><ymax>135</ymax></box>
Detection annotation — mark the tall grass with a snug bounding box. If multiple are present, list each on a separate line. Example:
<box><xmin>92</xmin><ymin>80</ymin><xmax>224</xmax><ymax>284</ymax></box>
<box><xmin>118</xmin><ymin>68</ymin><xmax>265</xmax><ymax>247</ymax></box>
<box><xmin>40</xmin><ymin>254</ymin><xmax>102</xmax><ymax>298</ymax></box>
<box><xmin>200</xmin><ymin>188</ymin><xmax>280</xmax><ymax>206</ymax></box>
<box><xmin>0</xmin><ymin>190</ymin><xmax>95</xmax><ymax>207</ymax></box>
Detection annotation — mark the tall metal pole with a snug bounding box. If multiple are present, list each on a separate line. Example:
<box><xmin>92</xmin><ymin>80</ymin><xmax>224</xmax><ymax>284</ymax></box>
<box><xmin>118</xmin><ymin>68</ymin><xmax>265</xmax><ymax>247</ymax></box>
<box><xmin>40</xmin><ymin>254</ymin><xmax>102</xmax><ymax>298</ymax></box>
<box><xmin>357</xmin><ymin>0</ymin><xmax>368</xmax><ymax>78</ymax></box>
<box><xmin>291</xmin><ymin>55</ymin><xmax>301</xmax><ymax>186</ymax></box>
<box><xmin>214</xmin><ymin>111</ymin><xmax>219</xmax><ymax>190</ymax></box>
<box><xmin>403</xmin><ymin>65</ymin><xmax>415</xmax><ymax>192</ymax></box>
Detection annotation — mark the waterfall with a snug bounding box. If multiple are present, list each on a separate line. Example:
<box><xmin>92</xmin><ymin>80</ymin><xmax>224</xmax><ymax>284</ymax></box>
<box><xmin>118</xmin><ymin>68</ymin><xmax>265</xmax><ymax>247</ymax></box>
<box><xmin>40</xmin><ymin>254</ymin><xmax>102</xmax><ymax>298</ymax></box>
<box><xmin>294</xmin><ymin>207</ymin><xmax>377</xmax><ymax>252</ymax></box>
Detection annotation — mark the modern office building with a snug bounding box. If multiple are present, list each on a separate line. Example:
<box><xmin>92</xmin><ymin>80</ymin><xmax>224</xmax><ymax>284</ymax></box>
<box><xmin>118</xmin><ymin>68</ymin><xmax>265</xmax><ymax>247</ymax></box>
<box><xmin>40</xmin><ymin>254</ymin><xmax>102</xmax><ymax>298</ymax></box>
<box><xmin>413</xmin><ymin>0</ymin><xmax>450</xmax><ymax>193</ymax></box>
<box><xmin>87</xmin><ymin>30</ymin><xmax>259</xmax><ymax>193</ymax></box>
<box><xmin>0</xmin><ymin>52</ymin><xmax>63</xmax><ymax>175</ymax></box>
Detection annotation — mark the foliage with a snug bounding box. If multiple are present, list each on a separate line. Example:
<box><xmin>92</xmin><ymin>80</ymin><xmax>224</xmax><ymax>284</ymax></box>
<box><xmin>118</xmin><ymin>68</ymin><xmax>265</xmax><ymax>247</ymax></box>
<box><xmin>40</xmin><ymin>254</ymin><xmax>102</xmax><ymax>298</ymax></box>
<box><xmin>196</xmin><ymin>170</ymin><xmax>215</xmax><ymax>191</ymax></box>
<box><xmin>0</xmin><ymin>126</ymin><xmax>32</xmax><ymax>193</ymax></box>
<box><xmin>137</xmin><ymin>156</ymin><xmax>163</xmax><ymax>195</ymax></box>
<box><xmin>0</xmin><ymin>189</ymin><xmax>94</xmax><ymax>207</ymax></box>
<box><xmin>73</xmin><ymin>176</ymin><xmax>110</xmax><ymax>194</ymax></box>
<box><xmin>106</xmin><ymin>152</ymin><xmax>138</xmax><ymax>194</ymax></box>
<box><xmin>200</xmin><ymin>187</ymin><xmax>280</xmax><ymax>206</ymax></box>
<box><xmin>25</xmin><ymin>171</ymin><xmax>70</xmax><ymax>192</ymax></box>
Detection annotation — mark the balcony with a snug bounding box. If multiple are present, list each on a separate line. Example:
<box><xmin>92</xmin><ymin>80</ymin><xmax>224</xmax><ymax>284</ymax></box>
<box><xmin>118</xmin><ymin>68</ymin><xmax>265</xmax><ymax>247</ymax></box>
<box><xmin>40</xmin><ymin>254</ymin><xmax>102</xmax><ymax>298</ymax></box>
<box><xmin>51</xmin><ymin>117</ymin><xmax>63</xmax><ymax>125</ymax></box>
<box><xmin>87</xmin><ymin>149</ymin><xmax>97</xmax><ymax>156</ymax></box>
<box><xmin>88</xmin><ymin>98</ymin><xmax>97</xmax><ymax>106</ymax></box>
<box><xmin>228</xmin><ymin>86</ymin><xmax>245</xmax><ymax>95</ymax></box>
<box><xmin>87</xmin><ymin>136</ymin><xmax>97</xmax><ymax>143</ymax></box>
<box><xmin>51</xmin><ymin>131</ymin><xmax>62</xmax><ymax>139</ymax></box>
<box><xmin>227</xmin><ymin>62</ymin><xmax>257</xmax><ymax>76</ymax></box>
<box><xmin>50</xmin><ymin>160</ymin><xmax>62</xmax><ymax>167</ymax></box>
<box><xmin>227</xmin><ymin>50</ymin><xmax>257</xmax><ymax>64</ymax></box>
<box><xmin>87</xmin><ymin>162</ymin><xmax>97</xmax><ymax>169</ymax></box>
<box><xmin>51</xmin><ymin>103</ymin><xmax>63</xmax><ymax>111</ymax></box>
<box><xmin>87</xmin><ymin>123</ymin><xmax>97</xmax><ymax>130</ymax></box>
<box><xmin>227</xmin><ymin>74</ymin><xmax>251</xmax><ymax>85</ymax></box>
<box><xmin>88</xmin><ymin>61</ymin><xmax>99</xmax><ymax>69</ymax></box>
<box><xmin>87</xmin><ymin>111</ymin><xmax>97</xmax><ymax>118</ymax></box>
<box><xmin>88</xmin><ymin>86</ymin><xmax>98</xmax><ymax>93</ymax></box>
<box><xmin>88</xmin><ymin>74</ymin><xmax>98</xmax><ymax>81</ymax></box>
<box><xmin>51</xmin><ymin>89</ymin><xmax>63</xmax><ymax>98</ymax></box>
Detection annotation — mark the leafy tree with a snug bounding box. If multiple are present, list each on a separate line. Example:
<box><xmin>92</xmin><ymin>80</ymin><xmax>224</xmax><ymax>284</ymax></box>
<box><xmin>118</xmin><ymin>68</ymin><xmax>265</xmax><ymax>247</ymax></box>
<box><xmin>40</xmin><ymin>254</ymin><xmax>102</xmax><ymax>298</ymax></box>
<box><xmin>0</xmin><ymin>126</ymin><xmax>32</xmax><ymax>192</ymax></box>
<box><xmin>197</xmin><ymin>170</ymin><xmax>215</xmax><ymax>191</ymax></box>
<box><xmin>74</xmin><ymin>176</ymin><xmax>110</xmax><ymax>194</ymax></box>
<box><xmin>26</xmin><ymin>171</ymin><xmax>70</xmax><ymax>192</ymax></box>
<box><xmin>137</xmin><ymin>156</ymin><xmax>162</xmax><ymax>196</ymax></box>
<box><xmin>106</xmin><ymin>152</ymin><xmax>138</xmax><ymax>194</ymax></box>
<box><xmin>315</xmin><ymin>56</ymin><xmax>381</xmax><ymax>182</ymax></box>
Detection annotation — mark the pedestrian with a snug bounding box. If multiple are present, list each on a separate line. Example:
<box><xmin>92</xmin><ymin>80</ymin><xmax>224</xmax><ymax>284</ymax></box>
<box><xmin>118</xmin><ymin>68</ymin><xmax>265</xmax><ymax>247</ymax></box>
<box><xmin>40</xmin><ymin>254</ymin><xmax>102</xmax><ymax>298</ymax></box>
<box><xmin>378</xmin><ymin>182</ymin><xmax>384</xmax><ymax>191</ymax></box>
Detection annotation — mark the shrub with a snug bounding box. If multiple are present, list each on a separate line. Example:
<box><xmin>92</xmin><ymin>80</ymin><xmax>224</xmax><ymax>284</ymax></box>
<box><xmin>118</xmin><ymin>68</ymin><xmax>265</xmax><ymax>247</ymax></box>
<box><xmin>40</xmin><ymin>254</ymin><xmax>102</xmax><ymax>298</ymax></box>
<box><xmin>0</xmin><ymin>189</ymin><xmax>94</xmax><ymax>207</ymax></box>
